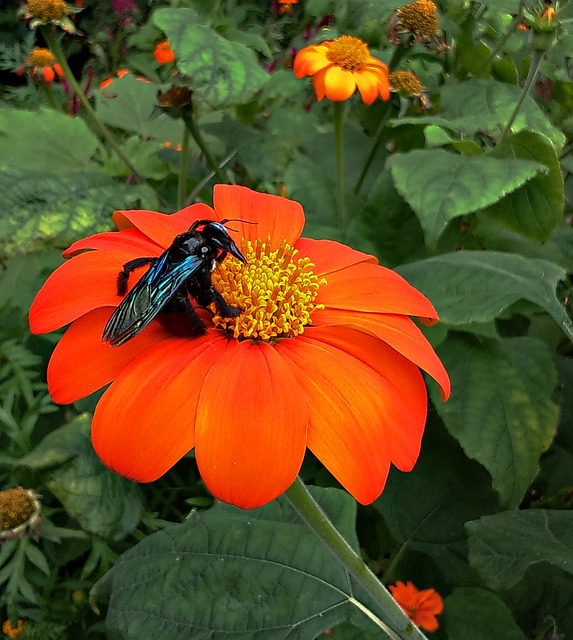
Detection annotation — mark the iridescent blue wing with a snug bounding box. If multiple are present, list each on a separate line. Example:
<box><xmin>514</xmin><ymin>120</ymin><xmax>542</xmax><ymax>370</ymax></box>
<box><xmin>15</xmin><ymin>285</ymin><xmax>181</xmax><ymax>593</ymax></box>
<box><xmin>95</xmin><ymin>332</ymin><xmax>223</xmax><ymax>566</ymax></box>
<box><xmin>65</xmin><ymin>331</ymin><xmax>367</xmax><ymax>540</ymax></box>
<box><xmin>103</xmin><ymin>252</ymin><xmax>203</xmax><ymax>346</ymax></box>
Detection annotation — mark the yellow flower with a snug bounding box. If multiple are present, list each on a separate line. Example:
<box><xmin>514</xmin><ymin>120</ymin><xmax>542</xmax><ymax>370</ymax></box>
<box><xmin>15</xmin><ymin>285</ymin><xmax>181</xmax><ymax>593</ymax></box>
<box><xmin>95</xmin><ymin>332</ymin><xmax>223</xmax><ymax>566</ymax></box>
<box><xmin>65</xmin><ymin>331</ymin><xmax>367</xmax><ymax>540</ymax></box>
<box><xmin>389</xmin><ymin>0</ymin><xmax>447</xmax><ymax>51</ymax></box>
<box><xmin>294</xmin><ymin>35</ymin><xmax>390</xmax><ymax>104</ymax></box>
<box><xmin>18</xmin><ymin>0</ymin><xmax>81</xmax><ymax>33</ymax></box>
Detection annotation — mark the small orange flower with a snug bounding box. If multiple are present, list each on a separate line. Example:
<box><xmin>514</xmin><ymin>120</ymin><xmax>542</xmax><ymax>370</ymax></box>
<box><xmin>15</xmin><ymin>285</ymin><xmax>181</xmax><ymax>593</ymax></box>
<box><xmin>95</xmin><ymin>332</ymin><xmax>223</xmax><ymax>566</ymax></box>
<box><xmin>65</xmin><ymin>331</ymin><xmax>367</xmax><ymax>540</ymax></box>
<box><xmin>277</xmin><ymin>0</ymin><xmax>298</xmax><ymax>14</ymax></box>
<box><xmin>154</xmin><ymin>39</ymin><xmax>175</xmax><ymax>65</ymax></box>
<box><xmin>20</xmin><ymin>47</ymin><xmax>64</xmax><ymax>84</ymax></box>
<box><xmin>29</xmin><ymin>185</ymin><xmax>449</xmax><ymax>509</ymax></box>
<box><xmin>2</xmin><ymin>619</ymin><xmax>24</xmax><ymax>638</ymax></box>
<box><xmin>389</xmin><ymin>581</ymin><xmax>444</xmax><ymax>632</ymax></box>
<box><xmin>99</xmin><ymin>67</ymin><xmax>129</xmax><ymax>89</ymax></box>
<box><xmin>294</xmin><ymin>35</ymin><xmax>390</xmax><ymax>104</ymax></box>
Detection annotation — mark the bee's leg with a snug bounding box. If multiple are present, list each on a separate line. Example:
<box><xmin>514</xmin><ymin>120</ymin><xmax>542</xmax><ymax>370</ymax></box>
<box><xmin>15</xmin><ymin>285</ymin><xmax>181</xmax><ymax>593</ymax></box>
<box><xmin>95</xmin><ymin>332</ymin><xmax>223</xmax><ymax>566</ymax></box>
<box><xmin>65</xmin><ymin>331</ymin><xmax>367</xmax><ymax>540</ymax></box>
<box><xmin>117</xmin><ymin>257</ymin><xmax>156</xmax><ymax>295</ymax></box>
<box><xmin>188</xmin><ymin>274</ymin><xmax>242</xmax><ymax>319</ymax></box>
<box><xmin>164</xmin><ymin>290</ymin><xmax>207</xmax><ymax>335</ymax></box>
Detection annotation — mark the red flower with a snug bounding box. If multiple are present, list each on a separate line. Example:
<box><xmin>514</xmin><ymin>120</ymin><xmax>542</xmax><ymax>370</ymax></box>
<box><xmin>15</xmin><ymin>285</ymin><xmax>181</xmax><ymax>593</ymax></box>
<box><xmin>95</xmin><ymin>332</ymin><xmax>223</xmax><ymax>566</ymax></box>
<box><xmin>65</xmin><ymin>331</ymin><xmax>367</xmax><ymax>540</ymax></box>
<box><xmin>153</xmin><ymin>39</ymin><xmax>175</xmax><ymax>65</ymax></box>
<box><xmin>389</xmin><ymin>581</ymin><xmax>444</xmax><ymax>632</ymax></box>
<box><xmin>29</xmin><ymin>186</ymin><xmax>450</xmax><ymax>509</ymax></box>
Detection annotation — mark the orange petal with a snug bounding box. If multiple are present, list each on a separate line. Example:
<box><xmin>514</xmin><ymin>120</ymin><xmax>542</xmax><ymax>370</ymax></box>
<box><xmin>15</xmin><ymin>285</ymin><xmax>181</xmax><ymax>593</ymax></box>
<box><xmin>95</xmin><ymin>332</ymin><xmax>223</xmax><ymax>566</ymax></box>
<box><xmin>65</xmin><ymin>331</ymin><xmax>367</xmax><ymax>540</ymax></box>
<box><xmin>293</xmin><ymin>45</ymin><xmax>331</xmax><ymax>78</ymax></box>
<box><xmin>195</xmin><ymin>340</ymin><xmax>308</xmax><ymax>509</ymax></box>
<box><xmin>354</xmin><ymin>69</ymin><xmax>384</xmax><ymax>105</ymax></box>
<box><xmin>277</xmin><ymin>327</ymin><xmax>427</xmax><ymax>503</ymax></box>
<box><xmin>43</xmin><ymin>66</ymin><xmax>55</xmax><ymax>83</ymax></box>
<box><xmin>311</xmin><ymin>308</ymin><xmax>450</xmax><ymax>400</ymax></box>
<box><xmin>319</xmin><ymin>66</ymin><xmax>357</xmax><ymax>102</ymax></box>
<box><xmin>112</xmin><ymin>202</ymin><xmax>217</xmax><ymax>248</ymax></box>
<box><xmin>64</xmin><ymin>227</ymin><xmax>163</xmax><ymax>258</ymax></box>
<box><xmin>318</xmin><ymin>262</ymin><xmax>440</xmax><ymax>319</ymax></box>
<box><xmin>92</xmin><ymin>334</ymin><xmax>227</xmax><ymax>482</ymax></box>
<box><xmin>295</xmin><ymin>237</ymin><xmax>377</xmax><ymax>275</ymax></box>
<box><xmin>304</xmin><ymin>325</ymin><xmax>428</xmax><ymax>471</ymax></box>
<box><xmin>29</xmin><ymin>250</ymin><xmax>144</xmax><ymax>334</ymax></box>
<box><xmin>47</xmin><ymin>307</ymin><xmax>172</xmax><ymax>404</ymax></box>
<box><xmin>213</xmin><ymin>184</ymin><xmax>305</xmax><ymax>249</ymax></box>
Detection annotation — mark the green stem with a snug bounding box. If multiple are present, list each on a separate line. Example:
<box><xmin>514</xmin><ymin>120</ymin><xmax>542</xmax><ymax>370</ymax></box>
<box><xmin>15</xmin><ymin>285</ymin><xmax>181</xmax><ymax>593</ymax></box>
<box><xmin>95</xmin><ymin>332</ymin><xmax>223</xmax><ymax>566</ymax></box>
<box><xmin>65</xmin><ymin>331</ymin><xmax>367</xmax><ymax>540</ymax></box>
<box><xmin>41</xmin><ymin>27</ymin><xmax>144</xmax><ymax>181</ymax></box>
<box><xmin>41</xmin><ymin>82</ymin><xmax>63</xmax><ymax>112</ymax></box>
<box><xmin>285</xmin><ymin>477</ymin><xmax>429</xmax><ymax>640</ymax></box>
<box><xmin>480</xmin><ymin>0</ymin><xmax>526</xmax><ymax>73</ymax></box>
<box><xmin>498</xmin><ymin>48</ymin><xmax>544</xmax><ymax>142</ymax></box>
<box><xmin>333</xmin><ymin>101</ymin><xmax>346</xmax><ymax>238</ymax></box>
<box><xmin>177</xmin><ymin>127</ymin><xmax>191</xmax><ymax>209</ymax></box>
<box><xmin>380</xmin><ymin>540</ymin><xmax>409</xmax><ymax>585</ymax></box>
<box><xmin>182</xmin><ymin>112</ymin><xmax>228</xmax><ymax>184</ymax></box>
<box><xmin>354</xmin><ymin>99</ymin><xmax>393</xmax><ymax>195</ymax></box>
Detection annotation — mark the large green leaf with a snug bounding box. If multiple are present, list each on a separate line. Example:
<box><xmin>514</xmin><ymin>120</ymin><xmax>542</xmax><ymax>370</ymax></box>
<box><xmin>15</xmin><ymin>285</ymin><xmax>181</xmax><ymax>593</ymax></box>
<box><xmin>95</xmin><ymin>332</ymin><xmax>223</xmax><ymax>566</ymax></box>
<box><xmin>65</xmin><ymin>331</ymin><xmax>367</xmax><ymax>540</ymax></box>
<box><xmin>440</xmin><ymin>588</ymin><xmax>527</xmax><ymax>640</ymax></box>
<box><xmin>154</xmin><ymin>8</ymin><xmax>269</xmax><ymax>110</ymax></box>
<box><xmin>466</xmin><ymin>510</ymin><xmax>573</xmax><ymax>589</ymax></box>
<box><xmin>0</xmin><ymin>108</ymin><xmax>100</xmax><ymax>172</ymax></box>
<box><xmin>388</xmin><ymin>149</ymin><xmax>543</xmax><ymax>247</ymax></box>
<box><xmin>94</xmin><ymin>74</ymin><xmax>185</xmax><ymax>143</ymax></box>
<box><xmin>95</xmin><ymin>487</ymin><xmax>427</xmax><ymax>640</ymax></box>
<box><xmin>19</xmin><ymin>414</ymin><xmax>143</xmax><ymax>541</ymax></box>
<box><xmin>0</xmin><ymin>169</ymin><xmax>158</xmax><ymax>258</ymax></box>
<box><xmin>374</xmin><ymin>424</ymin><xmax>499</xmax><ymax>583</ymax></box>
<box><xmin>482</xmin><ymin>131</ymin><xmax>564</xmax><ymax>242</ymax></box>
<box><xmin>397</xmin><ymin>251</ymin><xmax>573</xmax><ymax>342</ymax></box>
<box><xmin>431</xmin><ymin>334</ymin><xmax>559</xmax><ymax>508</ymax></box>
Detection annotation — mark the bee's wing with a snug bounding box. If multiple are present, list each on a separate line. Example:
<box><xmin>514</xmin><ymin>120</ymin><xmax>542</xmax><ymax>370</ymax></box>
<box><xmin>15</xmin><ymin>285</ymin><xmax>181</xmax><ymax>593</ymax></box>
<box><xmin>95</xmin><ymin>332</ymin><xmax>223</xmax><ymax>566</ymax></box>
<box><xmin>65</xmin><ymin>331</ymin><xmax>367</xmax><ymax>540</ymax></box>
<box><xmin>102</xmin><ymin>253</ymin><xmax>203</xmax><ymax>346</ymax></box>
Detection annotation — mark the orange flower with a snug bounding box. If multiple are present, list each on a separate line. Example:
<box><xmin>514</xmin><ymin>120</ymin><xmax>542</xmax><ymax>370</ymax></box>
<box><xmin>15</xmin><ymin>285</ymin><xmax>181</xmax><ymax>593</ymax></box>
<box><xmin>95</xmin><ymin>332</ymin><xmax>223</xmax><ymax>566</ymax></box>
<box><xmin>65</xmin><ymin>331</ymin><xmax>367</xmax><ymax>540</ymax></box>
<box><xmin>21</xmin><ymin>47</ymin><xmax>64</xmax><ymax>84</ymax></box>
<box><xmin>2</xmin><ymin>619</ymin><xmax>24</xmax><ymax>638</ymax></box>
<box><xmin>389</xmin><ymin>581</ymin><xmax>444</xmax><ymax>632</ymax></box>
<box><xmin>277</xmin><ymin>0</ymin><xmax>298</xmax><ymax>14</ymax></box>
<box><xmin>293</xmin><ymin>35</ymin><xmax>390</xmax><ymax>104</ymax></box>
<box><xmin>29</xmin><ymin>185</ymin><xmax>450</xmax><ymax>509</ymax></box>
<box><xmin>154</xmin><ymin>39</ymin><xmax>175</xmax><ymax>65</ymax></box>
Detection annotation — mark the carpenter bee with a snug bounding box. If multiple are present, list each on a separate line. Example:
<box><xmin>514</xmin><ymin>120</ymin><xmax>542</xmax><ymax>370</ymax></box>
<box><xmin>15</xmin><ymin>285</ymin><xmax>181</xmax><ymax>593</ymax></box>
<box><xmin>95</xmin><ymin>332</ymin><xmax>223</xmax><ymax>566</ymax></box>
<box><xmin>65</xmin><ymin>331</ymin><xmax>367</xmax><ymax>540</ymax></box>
<box><xmin>102</xmin><ymin>219</ymin><xmax>246</xmax><ymax>347</ymax></box>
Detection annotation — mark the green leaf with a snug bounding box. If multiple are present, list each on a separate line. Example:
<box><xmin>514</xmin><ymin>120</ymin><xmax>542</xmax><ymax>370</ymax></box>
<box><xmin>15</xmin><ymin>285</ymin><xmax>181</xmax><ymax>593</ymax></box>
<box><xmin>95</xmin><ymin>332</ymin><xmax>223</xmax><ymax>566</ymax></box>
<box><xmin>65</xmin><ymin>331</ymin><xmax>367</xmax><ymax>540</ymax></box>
<box><xmin>397</xmin><ymin>251</ymin><xmax>573</xmax><ymax>343</ymax></box>
<box><xmin>431</xmin><ymin>335</ymin><xmax>559</xmax><ymax>508</ymax></box>
<box><xmin>440</xmin><ymin>79</ymin><xmax>566</xmax><ymax>148</ymax></box>
<box><xmin>0</xmin><ymin>108</ymin><xmax>100</xmax><ymax>173</ymax></box>
<box><xmin>19</xmin><ymin>414</ymin><xmax>143</xmax><ymax>541</ymax></box>
<box><xmin>0</xmin><ymin>169</ymin><xmax>158</xmax><ymax>258</ymax></box>
<box><xmin>154</xmin><ymin>8</ymin><xmax>269</xmax><ymax>110</ymax></box>
<box><xmin>95</xmin><ymin>487</ymin><xmax>426</xmax><ymax>640</ymax></box>
<box><xmin>466</xmin><ymin>510</ymin><xmax>573</xmax><ymax>589</ymax></box>
<box><xmin>94</xmin><ymin>74</ymin><xmax>185</xmax><ymax>143</ymax></box>
<box><xmin>388</xmin><ymin>149</ymin><xmax>543</xmax><ymax>247</ymax></box>
<box><xmin>482</xmin><ymin>131</ymin><xmax>564</xmax><ymax>242</ymax></box>
<box><xmin>374</xmin><ymin>424</ymin><xmax>499</xmax><ymax>583</ymax></box>
<box><xmin>103</xmin><ymin>136</ymin><xmax>171</xmax><ymax>180</ymax></box>
<box><xmin>441</xmin><ymin>588</ymin><xmax>527</xmax><ymax>640</ymax></box>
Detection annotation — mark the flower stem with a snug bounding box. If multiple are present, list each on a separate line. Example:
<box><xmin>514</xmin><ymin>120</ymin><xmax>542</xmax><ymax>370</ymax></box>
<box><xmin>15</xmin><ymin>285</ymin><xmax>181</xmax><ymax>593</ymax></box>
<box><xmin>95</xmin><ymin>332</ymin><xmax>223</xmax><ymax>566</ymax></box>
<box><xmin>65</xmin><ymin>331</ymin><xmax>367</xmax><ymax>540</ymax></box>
<box><xmin>333</xmin><ymin>101</ymin><xmax>346</xmax><ymax>238</ymax></box>
<box><xmin>177</xmin><ymin>127</ymin><xmax>191</xmax><ymax>209</ymax></box>
<box><xmin>181</xmin><ymin>112</ymin><xmax>228</xmax><ymax>184</ymax></box>
<box><xmin>285</xmin><ymin>477</ymin><xmax>429</xmax><ymax>640</ymax></box>
<box><xmin>41</xmin><ymin>27</ymin><xmax>144</xmax><ymax>181</ymax></box>
<box><xmin>498</xmin><ymin>48</ymin><xmax>544</xmax><ymax>143</ymax></box>
<box><xmin>354</xmin><ymin>99</ymin><xmax>393</xmax><ymax>195</ymax></box>
<box><xmin>480</xmin><ymin>0</ymin><xmax>526</xmax><ymax>73</ymax></box>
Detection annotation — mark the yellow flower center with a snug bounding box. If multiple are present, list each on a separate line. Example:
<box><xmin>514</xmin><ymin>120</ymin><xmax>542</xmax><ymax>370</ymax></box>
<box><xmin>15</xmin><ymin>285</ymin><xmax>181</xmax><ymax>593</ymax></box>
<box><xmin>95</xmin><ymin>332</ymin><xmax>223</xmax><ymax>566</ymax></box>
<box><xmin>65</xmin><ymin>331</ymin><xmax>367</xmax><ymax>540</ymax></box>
<box><xmin>26</xmin><ymin>0</ymin><xmax>67</xmax><ymax>21</ymax></box>
<box><xmin>27</xmin><ymin>47</ymin><xmax>56</xmax><ymax>67</ymax></box>
<box><xmin>0</xmin><ymin>488</ymin><xmax>35</xmax><ymax>531</ymax></box>
<box><xmin>389</xmin><ymin>70</ymin><xmax>424</xmax><ymax>95</ymax></box>
<box><xmin>211</xmin><ymin>239</ymin><xmax>326</xmax><ymax>341</ymax></box>
<box><xmin>398</xmin><ymin>0</ymin><xmax>439</xmax><ymax>37</ymax></box>
<box><xmin>326</xmin><ymin>35</ymin><xmax>370</xmax><ymax>71</ymax></box>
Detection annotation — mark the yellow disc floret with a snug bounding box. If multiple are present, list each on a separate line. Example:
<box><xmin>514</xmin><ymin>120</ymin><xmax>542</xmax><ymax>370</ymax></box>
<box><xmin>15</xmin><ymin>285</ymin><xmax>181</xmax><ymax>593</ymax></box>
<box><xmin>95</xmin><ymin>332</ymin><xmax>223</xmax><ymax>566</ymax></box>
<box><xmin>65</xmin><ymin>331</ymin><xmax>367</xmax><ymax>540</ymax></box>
<box><xmin>326</xmin><ymin>35</ymin><xmax>370</xmax><ymax>71</ymax></box>
<box><xmin>211</xmin><ymin>239</ymin><xmax>326</xmax><ymax>341</ymax></box>
<box><xmin>27</xmin><ymin>47</ymin><xmax>57</xmax><ymax>67</ymax></box>
<box><xmin>389</xmin><ymin>70</ymin><xmax>424</xmax><ymax>95</ymax></box>
<box><xmin>398</xmin><ymin>0</ymin><xmax>439</xmax><ymax>37</ymax></box>
<box><xmin>0</xmin><ymin>488</ymin><xmax>35</xmax><ymax>531</ymax></box>
<box><xmin>25</xmin><ymin>0</ymin><xmax>67</xmax><ymax>21</ymax></box>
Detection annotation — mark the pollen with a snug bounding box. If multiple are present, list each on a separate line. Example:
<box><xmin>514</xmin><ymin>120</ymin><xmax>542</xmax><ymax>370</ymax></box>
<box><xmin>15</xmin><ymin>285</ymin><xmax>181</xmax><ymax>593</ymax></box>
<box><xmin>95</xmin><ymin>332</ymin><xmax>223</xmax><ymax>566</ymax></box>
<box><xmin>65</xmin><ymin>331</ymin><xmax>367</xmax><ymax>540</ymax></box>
<box><xmin>211</xmin><ymin>239</ymin><xmax>326</xmax><ymax>341</ymax></box>
<box><xmin>27</xmin><ymin>47</ymin><xmax>56</xmax><ymax>67</ymax></box>
<box><xmin>25</xmin><ymin>0</ymin><xmax>68</xmax><ymax>21</ymax></box>
<box><xmin>398</xmin><ymin>0</ymin><xmax>439</xmax><ymax>37</ymax></box>
<box><xmin>325</xmin><ymin>35</ymin><xmax>370</xmax><ymax>71</ymax></box>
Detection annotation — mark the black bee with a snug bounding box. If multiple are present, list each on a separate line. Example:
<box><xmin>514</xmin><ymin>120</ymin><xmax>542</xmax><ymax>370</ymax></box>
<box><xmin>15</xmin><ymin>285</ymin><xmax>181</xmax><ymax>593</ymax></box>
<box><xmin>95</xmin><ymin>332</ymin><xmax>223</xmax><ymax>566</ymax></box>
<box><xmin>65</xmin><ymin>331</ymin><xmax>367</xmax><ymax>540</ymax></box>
<box><xmin>102</xmin><ymin>219</ymin><xmax>246</xmax><ymax>347</ymax></box>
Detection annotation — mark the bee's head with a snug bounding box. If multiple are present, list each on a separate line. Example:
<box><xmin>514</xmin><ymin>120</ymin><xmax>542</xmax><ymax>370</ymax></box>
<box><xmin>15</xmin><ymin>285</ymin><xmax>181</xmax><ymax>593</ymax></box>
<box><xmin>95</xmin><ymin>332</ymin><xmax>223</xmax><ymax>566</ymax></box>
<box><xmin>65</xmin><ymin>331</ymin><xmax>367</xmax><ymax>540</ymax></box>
<box><xmin>190</xmin><ymin>219</ymin><xmax>246</xmax><ymax>263</ymax></box>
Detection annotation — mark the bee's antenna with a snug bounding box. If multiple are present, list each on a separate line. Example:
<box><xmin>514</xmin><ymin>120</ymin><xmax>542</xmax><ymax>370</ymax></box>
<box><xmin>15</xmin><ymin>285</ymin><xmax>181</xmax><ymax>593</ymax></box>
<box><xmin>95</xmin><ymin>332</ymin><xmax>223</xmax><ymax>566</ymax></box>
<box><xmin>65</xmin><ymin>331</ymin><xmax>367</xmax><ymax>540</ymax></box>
<box><xmin>220</xmin><ymin>218</ymin><xmax>258</xmax><ymax>232</ymax></box>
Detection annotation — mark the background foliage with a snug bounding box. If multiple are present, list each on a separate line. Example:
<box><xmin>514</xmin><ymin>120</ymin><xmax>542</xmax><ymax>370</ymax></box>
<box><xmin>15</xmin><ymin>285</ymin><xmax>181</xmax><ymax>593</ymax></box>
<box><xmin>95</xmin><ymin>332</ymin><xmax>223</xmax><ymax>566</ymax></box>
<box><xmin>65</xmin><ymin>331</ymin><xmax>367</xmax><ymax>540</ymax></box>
<box><xmin>1</xmin><ymin>0</ymin><xmax>572</xmax><ymax>638</ymax></box>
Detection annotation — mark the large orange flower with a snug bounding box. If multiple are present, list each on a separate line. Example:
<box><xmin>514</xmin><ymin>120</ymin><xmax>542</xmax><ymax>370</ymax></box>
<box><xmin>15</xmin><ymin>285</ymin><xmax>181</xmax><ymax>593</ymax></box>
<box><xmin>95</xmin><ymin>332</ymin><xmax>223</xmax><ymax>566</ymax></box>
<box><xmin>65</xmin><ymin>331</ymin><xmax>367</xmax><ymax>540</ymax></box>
<box><xmin>389</xmin><ymin>581</ymin><xmax>444</xmax><ymax>632</ymax></box>
<box><xmin>29</xmin><ymin>185</ymin><xmax>449</xmax><ymax>509</ymax></box>
<box><xmin>293</xmin><ymin>35</ymin><xmax>390</xmax><ymax>104</ymax></box>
